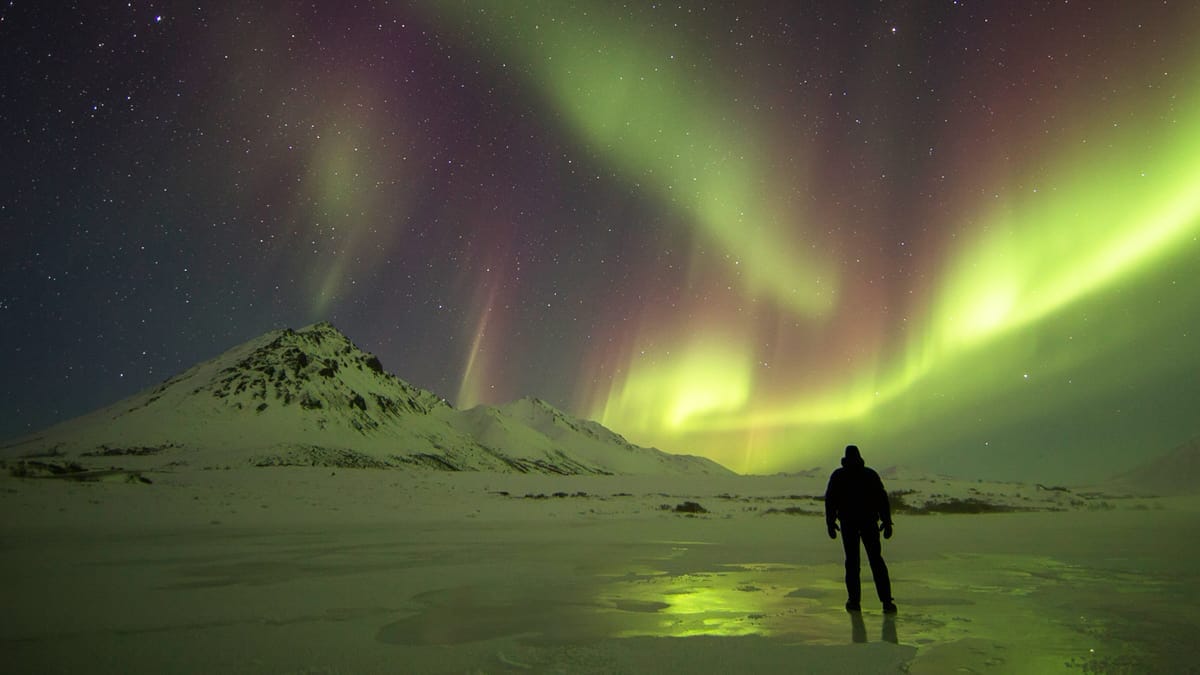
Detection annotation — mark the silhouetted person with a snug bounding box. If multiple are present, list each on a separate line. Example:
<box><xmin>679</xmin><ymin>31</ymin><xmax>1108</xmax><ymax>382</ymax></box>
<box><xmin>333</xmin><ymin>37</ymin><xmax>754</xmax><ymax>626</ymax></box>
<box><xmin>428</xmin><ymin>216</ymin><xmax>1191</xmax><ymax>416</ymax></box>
<box><xmin>826</xmin><ymin>444</ymin><xmax>896</xmax><ymax>614</ymax></box>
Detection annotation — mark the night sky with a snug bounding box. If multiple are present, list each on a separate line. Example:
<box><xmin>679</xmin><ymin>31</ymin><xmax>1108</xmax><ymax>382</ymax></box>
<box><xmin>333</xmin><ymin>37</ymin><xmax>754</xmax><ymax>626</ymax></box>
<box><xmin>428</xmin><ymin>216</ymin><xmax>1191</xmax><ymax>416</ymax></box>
<box><xmin>3</xmin><ymin>1</ymin><xmax>1198</xmax><ymax>480</ymax></box>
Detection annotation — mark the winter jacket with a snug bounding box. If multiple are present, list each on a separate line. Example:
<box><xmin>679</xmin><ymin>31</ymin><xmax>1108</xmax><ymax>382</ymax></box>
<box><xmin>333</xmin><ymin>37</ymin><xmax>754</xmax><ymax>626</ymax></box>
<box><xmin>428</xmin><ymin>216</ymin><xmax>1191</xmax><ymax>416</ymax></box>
<box><xmin>825</xmin><ymin>454</ymin><xmax>892</xmax><ymax>528</ymax></box>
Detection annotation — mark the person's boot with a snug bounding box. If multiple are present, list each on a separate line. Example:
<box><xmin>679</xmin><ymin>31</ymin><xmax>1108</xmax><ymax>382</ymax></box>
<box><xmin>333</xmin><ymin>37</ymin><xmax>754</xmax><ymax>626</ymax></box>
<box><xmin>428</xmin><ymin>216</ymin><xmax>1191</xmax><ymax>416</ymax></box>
<box><xmin>882</xmin><ymin>600</ymin><xmax>898</xmax><ymax>614</ymax></box>
<box><xmin>845</xmin><ymin>600</ymin><xmax>861</xmax><ymax>612</ymax></box>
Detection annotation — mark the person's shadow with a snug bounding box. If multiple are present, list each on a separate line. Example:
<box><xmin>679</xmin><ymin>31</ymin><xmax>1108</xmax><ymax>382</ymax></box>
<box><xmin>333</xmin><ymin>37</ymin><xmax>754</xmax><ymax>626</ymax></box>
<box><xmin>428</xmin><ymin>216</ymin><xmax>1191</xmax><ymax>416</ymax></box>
<box><xmin>850</xmin><ymin>612</ymin><xmax>898</xmax><ymax>644</ymax></box>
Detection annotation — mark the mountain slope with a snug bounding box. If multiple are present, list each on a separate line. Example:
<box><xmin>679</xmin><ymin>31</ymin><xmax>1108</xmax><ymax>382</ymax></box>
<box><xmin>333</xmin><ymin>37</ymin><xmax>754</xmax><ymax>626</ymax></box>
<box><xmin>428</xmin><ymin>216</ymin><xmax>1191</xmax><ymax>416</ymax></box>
<box><xmin>0</xmin><ymin>323</ymin><xmax>732</xmax><ymax>476</ymax></box>
<box><xmin>1109</xmin><ymin>438</ymin><xmax>1200</xmax><ymax>495</ymax></box>
<box><xmin>448</xmin><ymin>397</ymin><xmax>730</xmax><ymax>475</ymax></box>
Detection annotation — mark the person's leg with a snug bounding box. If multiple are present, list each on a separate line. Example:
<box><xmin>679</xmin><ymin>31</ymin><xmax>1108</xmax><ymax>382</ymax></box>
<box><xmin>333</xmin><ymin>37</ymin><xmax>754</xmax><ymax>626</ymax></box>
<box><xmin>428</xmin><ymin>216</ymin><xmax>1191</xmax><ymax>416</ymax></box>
<box><xmin>861</xmin><ymin>524</ymin><xmax>893</xmax><ymax>604</ymax></box>
<box><xmin>841</xmin><ymin>522</ymin><xmax>862</xmax><ymax>606</ymax></box>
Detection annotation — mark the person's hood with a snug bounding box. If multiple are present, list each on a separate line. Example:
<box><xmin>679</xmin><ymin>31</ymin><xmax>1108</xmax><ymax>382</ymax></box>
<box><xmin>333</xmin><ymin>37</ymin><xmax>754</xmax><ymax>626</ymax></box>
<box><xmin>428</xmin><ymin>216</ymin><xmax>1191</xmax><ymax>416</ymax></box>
<box><xmin>842</xmin><ymin>445</ymin><xmax>865</xmax><ymax>469</ymax></box>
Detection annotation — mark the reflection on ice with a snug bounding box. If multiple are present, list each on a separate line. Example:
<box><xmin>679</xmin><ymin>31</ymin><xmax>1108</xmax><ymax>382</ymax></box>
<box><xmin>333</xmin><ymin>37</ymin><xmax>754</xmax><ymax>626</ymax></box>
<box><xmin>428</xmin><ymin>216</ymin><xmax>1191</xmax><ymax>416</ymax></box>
<box><xmin>848</xmin><ymin>612</ymin><xmax>898</xmax><ymax>644</ymax></box>
<box><xmin>849</xmin><ymin>611</ymin><xmax>866</xmax><ymax>643</ymax></box>
<box><xmin>599</xmin><ymin>562</ymin><xmax>846</xmax><ymax>641</ymax></box>
<box><xmin>378</xmin><ymin>545</ymin><xmax>1182</xmax><ymax>673</ymax></box>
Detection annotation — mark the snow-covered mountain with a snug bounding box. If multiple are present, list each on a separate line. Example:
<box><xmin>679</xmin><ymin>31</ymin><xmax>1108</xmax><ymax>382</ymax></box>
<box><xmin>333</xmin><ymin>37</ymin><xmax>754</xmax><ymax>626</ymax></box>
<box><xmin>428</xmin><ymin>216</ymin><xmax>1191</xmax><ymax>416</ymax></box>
<box><xmin>1109</xmin><ymin>437</ymin><xmax>1200</xmax><ymax>495</ymax></box>
<box><xmin>0</xmin><ymin>322</ymin><xmax>732</xmax><ymax>476</ymax></box>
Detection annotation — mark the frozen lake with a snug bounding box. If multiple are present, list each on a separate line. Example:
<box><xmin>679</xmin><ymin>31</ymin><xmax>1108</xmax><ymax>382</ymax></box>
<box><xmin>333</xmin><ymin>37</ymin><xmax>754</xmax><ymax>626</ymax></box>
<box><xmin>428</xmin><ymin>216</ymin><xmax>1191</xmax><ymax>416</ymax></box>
<box><xmin>2</xmin><ymin>469</ymin><xmax>1197</xmax><ymax>673</ymax></box>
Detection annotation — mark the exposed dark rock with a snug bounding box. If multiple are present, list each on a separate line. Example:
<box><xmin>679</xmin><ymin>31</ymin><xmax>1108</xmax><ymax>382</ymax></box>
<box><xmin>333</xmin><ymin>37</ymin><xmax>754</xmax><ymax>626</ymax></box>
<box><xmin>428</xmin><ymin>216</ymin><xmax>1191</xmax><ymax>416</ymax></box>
<box><xmin>14</xmin><ymin>460</ymin><xmax>87</xmax><ymax>475</ymax></box>
<box><xmin>253</xmin><ymin>446</ymin><xmax>391</xmax><ymax>469</ymax></box>
<box><xmin>82</xmin><ymin>444</ymin><xmax>173</xmax><ymax>457</ymax></box>
<box><xmin>8</xmin><ymin>461</ymin><xmax>151</xmax><ymax>484</ymax></box>
<box><xmin>917</xmin><ymin>498</ymin><xmax>1021</xmax><ymax>514</ymax></box>
<box><xmin>285</xmin><ymin>349</ymin><xmax>309</xmax><ymax>371</ymax></box>
<box><xmin>888</xmin><ymin>489</ymin><xmax>920</xmax><ymax>513</ymax></box>
<box><xmin>394</xmin><ymin>453</ymin><xmax>462</xmax><ymax>471</ymax></box>
<box><xmin>762</xmin><ymin>506</ymin><xmax>819</xmax><ymax>516</ymax></box>
<box><xmin>1036</xmin><ymin>484</ymin><xmax>1072</xmax><ymax>493</ymax></box>
<box><xmin>373</xmin><ymin>394</ymin><xmax>401</xmax><ymax>415</ymax></box>
<box><xmin>673</xmin><ymin>501</ymin><xmax>708</xmax><ymax>514</ymax></box>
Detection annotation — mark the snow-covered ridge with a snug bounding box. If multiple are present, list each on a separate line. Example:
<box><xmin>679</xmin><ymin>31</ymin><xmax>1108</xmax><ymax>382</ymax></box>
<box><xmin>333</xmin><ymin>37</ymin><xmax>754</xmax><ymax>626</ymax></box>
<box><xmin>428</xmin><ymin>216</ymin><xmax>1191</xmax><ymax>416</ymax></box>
<box><xmin>1</xmin><ymin>322</ymin><xmax>732</xmax><ymax>476</ymax></box>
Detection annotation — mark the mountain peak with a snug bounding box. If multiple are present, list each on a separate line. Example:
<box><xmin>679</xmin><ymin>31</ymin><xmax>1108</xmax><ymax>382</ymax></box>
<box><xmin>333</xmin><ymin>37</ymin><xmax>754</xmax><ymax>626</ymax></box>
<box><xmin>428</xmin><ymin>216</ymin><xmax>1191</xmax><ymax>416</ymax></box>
<box><xmin>208</xmin><ymin>322</ymin><xmax>446</xmax><ymax>421</ymax></box>
<box><xmin>513</xmin><ymin>395</ymin><xmax>562</xmax><ymax>412</ymax></box>
<box><xmin>296</xmin><ymin>320</ymin><xmax>342</xmax><ymax>336</ymax></box>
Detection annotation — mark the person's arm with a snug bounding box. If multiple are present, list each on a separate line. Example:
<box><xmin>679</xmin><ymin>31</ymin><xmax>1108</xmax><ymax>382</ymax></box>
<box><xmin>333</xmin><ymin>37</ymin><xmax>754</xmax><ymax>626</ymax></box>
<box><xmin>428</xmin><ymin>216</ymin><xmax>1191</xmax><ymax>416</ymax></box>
<box><xmin>878</xmin><ymin>475</ymin><xmax>893</xmax><ymax>526</ymax></box>
<box><xmin>876</xmin><ymin>473</ymin><xmax>894</xmax><ymax>539</ymax></box>
<box><xmin>825</xmin><ymin>473</ymin><xmax>839</xmax><ymax>538</ymax></box>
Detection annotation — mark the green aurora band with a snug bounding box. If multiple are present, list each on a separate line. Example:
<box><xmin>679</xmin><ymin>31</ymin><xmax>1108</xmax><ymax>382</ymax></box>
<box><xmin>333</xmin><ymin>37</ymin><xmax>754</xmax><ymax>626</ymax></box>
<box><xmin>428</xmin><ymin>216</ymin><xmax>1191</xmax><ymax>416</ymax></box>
<box><xmin>597</xmin><ymin>90</ymin><xmax>1200</xmax><ymax>474</ymax></box>
<box><xmin>421</xmin><ymin>0</ymin><xmax>837</xmax><ymax>316</ymax></box>
<box><xmin>423</xmin><ymin>1</ymin><xmax>1200</xmax><ymax>476</ymax></box>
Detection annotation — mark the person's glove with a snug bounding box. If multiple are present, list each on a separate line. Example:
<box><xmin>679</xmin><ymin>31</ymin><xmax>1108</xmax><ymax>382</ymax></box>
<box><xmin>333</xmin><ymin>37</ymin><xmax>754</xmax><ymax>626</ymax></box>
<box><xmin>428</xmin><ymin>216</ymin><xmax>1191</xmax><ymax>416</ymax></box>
<box><xmin>827</xmin><ymin>523</ymin><xmax>839</xmax><ymax>539</ymax></box>
<box><xmin>880</xmin><ymin>522</ymin><xmax>893</xmax><ymax>539</ymax></box>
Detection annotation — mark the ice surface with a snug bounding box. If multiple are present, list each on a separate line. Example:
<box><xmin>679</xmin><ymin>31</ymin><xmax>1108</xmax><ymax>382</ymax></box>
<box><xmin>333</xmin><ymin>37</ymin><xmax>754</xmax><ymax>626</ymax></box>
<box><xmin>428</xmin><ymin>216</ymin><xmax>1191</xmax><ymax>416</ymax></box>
<box><xmin>1</xmin><ymin>468</ymin><xmax>1196</xmax><ymax>673</ymax></box>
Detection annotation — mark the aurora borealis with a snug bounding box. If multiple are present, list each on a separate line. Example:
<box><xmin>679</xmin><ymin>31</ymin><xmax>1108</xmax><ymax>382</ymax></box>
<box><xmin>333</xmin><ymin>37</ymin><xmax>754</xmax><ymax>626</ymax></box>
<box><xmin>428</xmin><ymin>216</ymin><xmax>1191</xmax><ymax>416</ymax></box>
<box><xmin>2</xmin><ymin>1</ymin><xmax>1198</xmax><ymax>481</ymax></box>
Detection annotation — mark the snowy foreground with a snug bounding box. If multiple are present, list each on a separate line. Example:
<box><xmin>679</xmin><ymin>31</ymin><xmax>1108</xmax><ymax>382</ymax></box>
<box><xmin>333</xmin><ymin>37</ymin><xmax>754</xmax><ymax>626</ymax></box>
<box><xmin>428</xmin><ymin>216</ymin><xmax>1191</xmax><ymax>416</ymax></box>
<box><xmin>2</xmin><ymin>467</ymin><xmax>1197</xmax><ymax>674</ymax></box>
